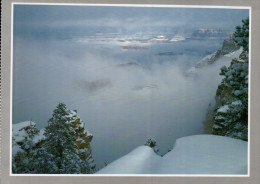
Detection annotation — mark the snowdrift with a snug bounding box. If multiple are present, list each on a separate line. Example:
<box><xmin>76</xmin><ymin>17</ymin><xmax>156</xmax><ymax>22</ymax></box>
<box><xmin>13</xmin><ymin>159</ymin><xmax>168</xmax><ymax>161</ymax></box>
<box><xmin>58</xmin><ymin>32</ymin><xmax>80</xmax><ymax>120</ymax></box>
<box><xmin>96</xmin><ymin>135</ymin><xmax>248</xmax><ymax>175</ymax></box>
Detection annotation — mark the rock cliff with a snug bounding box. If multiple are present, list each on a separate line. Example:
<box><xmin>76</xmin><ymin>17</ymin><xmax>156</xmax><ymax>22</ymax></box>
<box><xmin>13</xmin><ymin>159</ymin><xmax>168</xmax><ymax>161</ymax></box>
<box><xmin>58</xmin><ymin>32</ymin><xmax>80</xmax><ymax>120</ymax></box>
<box><xmin>194</xmin><ymin>37</ymin><xmax>240</xmax><ymax>69</ymax></box>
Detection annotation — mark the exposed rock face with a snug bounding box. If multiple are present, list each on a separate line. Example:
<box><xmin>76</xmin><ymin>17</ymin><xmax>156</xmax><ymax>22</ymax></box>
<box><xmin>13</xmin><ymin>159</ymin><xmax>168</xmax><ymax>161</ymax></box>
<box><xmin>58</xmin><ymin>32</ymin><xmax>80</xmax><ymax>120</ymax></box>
<box><xmin>67</xmin><ymin>110</ymin><xmax>96</xmax><ymax>171</ymax></box>
<box><xmin>221</xmin><ymin>38</ymin><xmax>240</xmax><ymax>55</ymax></box>
<box><xmin>210</xmin><ymin>56</ymin><xmax>248</xmax><ymax>141</ymax></box>
<box><xmin>206</xmin><ymin>81</ymin><xmax>236</xmax><ymax>134</ymax></box>
<box><xmin>203</xmin><ymin>52</ymin><xmax>248</xmax><ymax>141</ymax></box>
<box><xmin>194</xmin><ymin>38</ymin><xmax>240</xmax><ymax>69</ymax></box>
<box><xmin>200</xmin><ymin>37</ymin><xmax>243</xmax><ymax>135</ymax></box>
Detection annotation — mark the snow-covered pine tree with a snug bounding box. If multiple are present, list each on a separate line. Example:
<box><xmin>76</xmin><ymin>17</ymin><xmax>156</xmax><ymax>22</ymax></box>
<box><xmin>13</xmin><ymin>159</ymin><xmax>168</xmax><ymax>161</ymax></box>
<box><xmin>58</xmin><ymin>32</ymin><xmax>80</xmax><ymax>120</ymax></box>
<box><xmin>28</xmin><ymin>147</ymin><xmax>58</xmax><ymax>174</ymax></box>
<box><xmin>12</xmin><ymin>103</ymin><xmax>96</xmax><ymax>174</ymax></box>
<box><xmin>12</xmin><ymin>150</ymin><xmax>28</xmax><ymax>173</ymax></box>
<box><xmin>43</xmin><ymin>103</ymin><xmax>94</xmax><ymax>174</ymax></box>
<box><xmin>233</xmin><ymin>18</ymin><xmax>249</xmax><ymax>52</ymax></box>
<box><xmin>44</xmin><ymin>103</ymin><xmax>84</xmax><ymax>173</ymax></box>
<box><xmin>12</xmin><ymin>121</ymin><xmax>40</xmax><ymax>173</ymax></box>
<box><xmin>212</xmin><ymin>18</ymin><xmax>249</xmax><ymax>141</ymax></box>
<box><xmin>144</xmin><ymin>138</ymin><xmax>157</xmax><ymax>148</ymax></box>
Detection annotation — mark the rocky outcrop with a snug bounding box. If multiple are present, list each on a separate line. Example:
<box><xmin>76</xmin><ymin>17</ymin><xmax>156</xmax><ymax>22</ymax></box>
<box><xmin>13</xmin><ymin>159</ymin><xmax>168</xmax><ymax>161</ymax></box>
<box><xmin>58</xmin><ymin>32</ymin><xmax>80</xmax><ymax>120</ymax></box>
<box><xmin>194</xmin><ymin>37</ymin><xmax>240</xmax><ymax>69</ymax></box>
<box><xmin>221</xmin><ymin>38</ymin><xmax>240</xmax><ymax>55</ymax></box>
<box><xmin>203</xmin><ymin>53</ymin><xmax>248</xmax><ymax>141</ymax></box>
<box><xmin>199</xmin><ymin>36</ymin><xmax>243</xmax><ymax>136</ymax></box>
<box><xmin>66</xmin><ymin>110</ymin><xmax>96</xmax><ymax>170</ymax></box>
<box><xmin>186</xmin><ymin>36</ymin><xmax>240</xmax><ymax>78</ymax></box>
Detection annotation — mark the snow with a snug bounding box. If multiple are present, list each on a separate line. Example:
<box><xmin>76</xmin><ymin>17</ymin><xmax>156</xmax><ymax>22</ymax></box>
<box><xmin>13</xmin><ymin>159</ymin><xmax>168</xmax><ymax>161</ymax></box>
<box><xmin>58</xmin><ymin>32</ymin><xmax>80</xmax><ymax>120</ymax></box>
<box><xmin>187</xmin><ymin>46</ymin><xmax>242</xmax><ymax>75</ymax></box>
<box><xmin>78</xmin><ymin>148</ymin><xmax>89</xmax><ymax>154</ymax></box>
<box><xmin>224</xmin><ymin>47</ymin><xmax>243</xmax><ymax>57</ymax></box>
<box><xmin>217</xmin><ymin>105</ymin><xmax>230</xmax><ymax>113</ymax></box>
<box><xmin>234</xmin><ymin>90</ymin><xmax>241</xmax><ymax>96</ymax></box>
<box><xmin>214</xmin><ymin>115</ymin><xmax>224</xmax><ymax>120</ymax></box>
<box><xmin>12</xmin><ymin>121</ymin><xmax>36</xmax><ymax>143</ymax></box>
<box><xmin>12</xmin><ymin>144</ymin><xmax>24</xmax><ymax>157</ymax></box>
<box><xmin>65</xmin><ymin>110</ymin><xmax>93</xmax><ymax>136</ymax></box>
<box><xmin>85</xmin><ymin>130</ymin><xmax>93</xmax><ymax>137</ymax></box>
<box><xmin>76</xmin><ymin>138</ymin><xmax>86</xmax><ymax>144</ymax></box>
<box><xmin>13</xmin><ymin>129</ymin><xmax>28</xmax><ymax>143</ymax></box>
<box><xmin>202</xmin><ymin>51</ymin><xmax>217</xmax><ymax>61</ymax></box>
<box><xmin>158</xmin><ymin>135</ymin><xmax>247</xmax><ymax>174</ymax></box>
<box><xmin>96</xmin><ymin>135</ymin><xmax>247</xmax><ymax>175</ymax></box>
<box><xmin>66</xmin><ymin>110</ymin><xmax>77</xmax><ymax>119</ymax></box>
<box><xmin>13</xmin><ymin>121</ymin><xmax>35</xmax><ymax>133</ymax></box>
<box><xmin>232</xmin><ymin>100</ymin><xmax>242</xmax><ymax>106</ymax></box>
<box><xmin>213</xmin><ymin>124</ymin><xmax>222</xmax><ymax>129</ymax></box>
<box><xmin>96</xmin><ymin>146</ymin><xmax>161</xmax><ymax>174</ymax></box>
<box><xmin>32</xmin><ymin>129</ymin><xmax>46</xmax><ymax>144</ymax></box>
<box><xmin>13</xmin><ymin>121</ymin><xmax>46</xmax><ymax>156</ymax></box>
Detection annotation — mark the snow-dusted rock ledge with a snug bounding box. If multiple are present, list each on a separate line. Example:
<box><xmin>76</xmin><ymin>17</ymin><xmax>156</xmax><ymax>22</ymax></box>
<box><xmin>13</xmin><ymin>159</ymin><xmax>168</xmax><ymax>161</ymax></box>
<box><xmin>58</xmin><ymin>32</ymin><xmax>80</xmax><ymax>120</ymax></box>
<box><xmin>96</xmin><ymin>135</ymin><xmax>248</xmax><ymax>175</ymax></box>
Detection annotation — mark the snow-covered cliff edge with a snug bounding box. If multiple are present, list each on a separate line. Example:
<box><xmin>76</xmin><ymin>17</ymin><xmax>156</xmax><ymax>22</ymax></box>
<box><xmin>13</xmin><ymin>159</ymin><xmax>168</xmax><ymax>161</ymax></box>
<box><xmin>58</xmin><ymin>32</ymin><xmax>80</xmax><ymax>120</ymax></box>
<box><xmin>96</xmin><ymin>135</ymin><xmax>247</xmax><ymax>175</ymax></box>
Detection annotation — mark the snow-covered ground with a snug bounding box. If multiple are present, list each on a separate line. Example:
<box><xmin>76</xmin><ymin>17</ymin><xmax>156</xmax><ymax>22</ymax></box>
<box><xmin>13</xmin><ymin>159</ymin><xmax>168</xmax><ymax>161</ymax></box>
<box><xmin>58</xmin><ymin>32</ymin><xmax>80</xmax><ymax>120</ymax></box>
<box><xmin>96</xmin><ymin>135</ymin><xmax>248</xmax><ymax>175</ymax></box>
<box><xmin>12</xmin><ymin>121</ymin><xmax>46</xmax><ymax>156</ymax></box>
<box><xmin>12</xmin><ymin>121</ymin><xmax>39</xmax><ymax>143</ymax></box>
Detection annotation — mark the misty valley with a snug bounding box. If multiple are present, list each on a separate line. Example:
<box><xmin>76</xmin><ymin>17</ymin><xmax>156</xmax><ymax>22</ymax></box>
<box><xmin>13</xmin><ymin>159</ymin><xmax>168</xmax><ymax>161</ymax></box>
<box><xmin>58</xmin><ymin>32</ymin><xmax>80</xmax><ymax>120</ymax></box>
<box><xmin>12</xmin><ymin>5</ymin><xmax>249</xmax><ymax>175</ymax></box>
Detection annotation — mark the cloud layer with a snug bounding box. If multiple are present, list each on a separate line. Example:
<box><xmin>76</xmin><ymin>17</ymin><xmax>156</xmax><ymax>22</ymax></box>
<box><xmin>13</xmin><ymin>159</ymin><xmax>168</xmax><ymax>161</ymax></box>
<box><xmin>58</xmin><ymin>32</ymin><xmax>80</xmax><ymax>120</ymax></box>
<box><xmin>12</xmin><ymin>37</ymin><xmax>235</xmax><ymax>168</ymax></box>
<box><xmin>12</xmin><ymin>5</ymin><xmax>249</xmax><ymax>168</ymax></box>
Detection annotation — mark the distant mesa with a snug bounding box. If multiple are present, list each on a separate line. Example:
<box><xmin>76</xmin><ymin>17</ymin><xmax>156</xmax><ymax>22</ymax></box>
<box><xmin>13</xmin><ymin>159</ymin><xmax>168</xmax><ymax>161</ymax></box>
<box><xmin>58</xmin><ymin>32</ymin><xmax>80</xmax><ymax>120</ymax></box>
<box><xmin>170</xmin><ymin>35</ymin><xmax>186</xmax><ymax>43</ymax></box>
<box><xmin>156</xmin><ymin>51</ymin><xmax>184</xmax><ymax>56</ymax></box>
<box><xmin>149</xmin><ymin>35</ymin><xmax>169</xmax><ymax>43</ymax></box>
<box><xmin>149</xmin><ymin>35</ymin><xmax>185</xmax><ymax>43</ymax></box>
<box><xmin>153</xmin><ymin>35</ymin><xmax>168</xmax><ymax>42</ymax></box>
<box><xmin>191</xmin><ymin>28</ymin><xmax>227</xmax><ymax>39</ymax></box>
<box><xmin>120</xmin><ymin>45</ymin><xmax>148</xmax><ymax>50</ymax></box>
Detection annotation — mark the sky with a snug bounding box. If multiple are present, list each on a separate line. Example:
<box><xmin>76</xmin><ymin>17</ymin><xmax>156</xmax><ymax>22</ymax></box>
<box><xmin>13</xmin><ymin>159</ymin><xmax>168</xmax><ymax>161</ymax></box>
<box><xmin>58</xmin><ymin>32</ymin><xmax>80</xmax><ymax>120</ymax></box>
<box><xmin>13</xmin><ymin>5</ymin><xmax>249</xmax><ymax>39</ymax></box>
<box><xmin>12</xmin><ymin>5</ymin><xmax>249</xmax><ymax>169</ymax></box>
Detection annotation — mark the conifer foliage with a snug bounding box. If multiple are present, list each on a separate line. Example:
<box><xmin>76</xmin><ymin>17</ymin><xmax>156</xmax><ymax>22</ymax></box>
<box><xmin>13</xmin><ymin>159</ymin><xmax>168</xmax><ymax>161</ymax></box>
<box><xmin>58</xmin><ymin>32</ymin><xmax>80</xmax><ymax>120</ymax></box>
<box><xmin>12</xmin><ymin>103</ymin><xmax>95</xmax><ymax>174</ymax></box>
<box><xmin>233</xmin><ymin>18</ymin><xmax>249</xmax><ymax>52</ymax></box>
<box><xmin>144</xmin><ymin>138</ymin><xmax>159</xmax><ymax>154</ymax></box>
<box><xmin>212</xmin><ymin>18</ymin><xmax>249</xmax><ymax>141</ymax></box>
<box><xmin>44</xmin><ymin>103</ymin><xmax>86</xmax><ymax>173</ymax></box>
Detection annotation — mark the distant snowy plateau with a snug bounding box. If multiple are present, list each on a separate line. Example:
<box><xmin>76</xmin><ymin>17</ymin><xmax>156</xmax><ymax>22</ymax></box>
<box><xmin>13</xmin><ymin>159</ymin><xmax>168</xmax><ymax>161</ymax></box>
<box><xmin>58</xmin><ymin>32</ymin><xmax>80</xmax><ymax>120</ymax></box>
<box><xmin>96</xmin><ymin>135</ymin><xmax>248</xmax><ymax>175</ymax></box>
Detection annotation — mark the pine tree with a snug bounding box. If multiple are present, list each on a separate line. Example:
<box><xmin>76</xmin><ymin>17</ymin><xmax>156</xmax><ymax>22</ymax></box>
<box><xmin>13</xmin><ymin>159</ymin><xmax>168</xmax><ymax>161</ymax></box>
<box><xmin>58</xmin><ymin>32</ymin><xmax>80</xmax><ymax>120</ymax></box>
<box><xmin>12</xmin><ymin>103</ymin><xmax>95</xmax><ymax>174</ymax></box>
<box><xmin>12</xmin><ymin>121</ymin><xmax>40</xmax><ymax>173</ymax></box>
<box><xmin>43</xmin><ymin>103</ymin><xmax>93</xmax><ymax>174</ymax></box>
<box><xmin>12</xmin><ymin>151</ymin><xmax>29</xmax><ymax>173</ymax></box>
<box><xmin>233</xmin><ymin>18</ymin><xmax>249</xmax><ymax>52</ymax></box>
<box><xmin>144</xmin><ymin>138</ymin><xmax>159</xmax><ymax>154</ymax></box>
<box><xmin>144</xmin><ymin>138</ymin><xmax>157</xmax><ymax>148</ymax></box>
<box><xmin>44</xmin><ymin>103</ymin><xmax>81</xmax><ymax>173</ymax></box>
<box><xmin>212</xmin><ymin>18</ymin><xmax>249</xmax><ymax>141</ymax></box>
<box><xmin>28</xmin><ymin>147</ymin><xmax>58</xmax><ymax>174</ymax></box>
